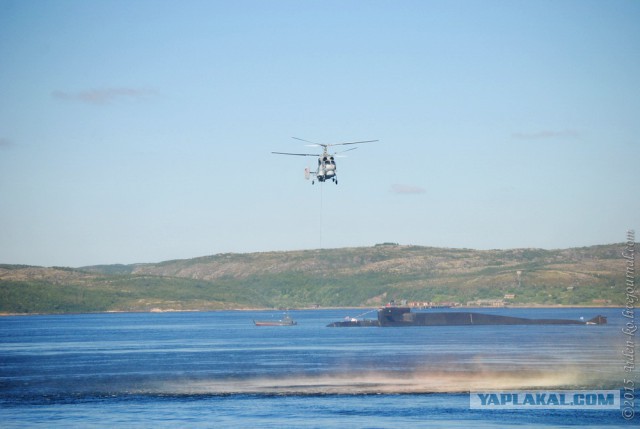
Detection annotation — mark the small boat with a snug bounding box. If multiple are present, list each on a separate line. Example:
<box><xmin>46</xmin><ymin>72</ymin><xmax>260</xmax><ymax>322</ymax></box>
<box><xmin>253</xmin><ymin>313</ymin><xmax>297</xmax><ymax>326</ymax></box>
<box><xmin>326</xmin><ymin>309</ymin><xmax>379</xmax><ymax>327</ymax></box>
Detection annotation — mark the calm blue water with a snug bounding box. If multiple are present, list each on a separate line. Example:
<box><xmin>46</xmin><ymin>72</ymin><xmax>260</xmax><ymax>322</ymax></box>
<box><xmin>1</xmin><ymin>307</ymin><xmax>637</xmax><ymax>428</ymax></box>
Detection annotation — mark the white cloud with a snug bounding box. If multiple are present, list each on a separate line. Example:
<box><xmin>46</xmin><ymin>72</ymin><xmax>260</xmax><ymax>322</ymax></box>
<box><xmin>52</xmin><ymin>88</ymin><xmax>157</xmax><ymax>105</ymax></box>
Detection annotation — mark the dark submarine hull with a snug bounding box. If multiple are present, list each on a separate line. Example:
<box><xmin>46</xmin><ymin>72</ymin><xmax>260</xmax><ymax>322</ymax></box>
<box><xmin>327</xmin><ymin>307</ymin><xmax>607</xmax><ymax>327</ymax></box>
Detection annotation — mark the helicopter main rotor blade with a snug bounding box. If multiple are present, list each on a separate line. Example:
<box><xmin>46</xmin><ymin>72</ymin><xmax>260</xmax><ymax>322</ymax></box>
<box><xmin>332</xmin><ymin>140</ymin><xmax>378</xmax><ymax>146</ymax></box>
<box><xmin>291</xmin><ymin>137</ymin><xmax>378</xmax><ymax>147</ymax></box>
<box><xmin>333</xmin><ymin>147</ymin><xmax>358</xmax><ymax>154</ymax></box>
<box><xmin>291</xmin><ymin>137</ymin><xmax>324</xmax><ymax>146</ymax></box>
<box><xmin>272</xmin><ymin>151</ymin><xmax>319</xmax><ymax>157</ymax></box>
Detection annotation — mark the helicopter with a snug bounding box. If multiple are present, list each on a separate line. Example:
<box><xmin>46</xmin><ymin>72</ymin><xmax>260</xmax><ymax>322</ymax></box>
<box><xmin>272</xmin><ymin>137</ymin><xmax>377</xmax><ymax>185</ymax></box>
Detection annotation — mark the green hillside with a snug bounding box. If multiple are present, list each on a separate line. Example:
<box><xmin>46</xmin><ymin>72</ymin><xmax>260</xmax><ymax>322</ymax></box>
<box><xmin>0</xmin><ymin>243</ymin><xmax>631</xmax><ymax>314</ymax></box>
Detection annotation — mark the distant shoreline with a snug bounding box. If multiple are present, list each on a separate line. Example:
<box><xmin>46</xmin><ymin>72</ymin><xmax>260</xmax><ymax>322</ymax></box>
<box><xmin>0</xmin><ymin>304</ymin><xmax>622</xmax><ymax>317</ymax></box>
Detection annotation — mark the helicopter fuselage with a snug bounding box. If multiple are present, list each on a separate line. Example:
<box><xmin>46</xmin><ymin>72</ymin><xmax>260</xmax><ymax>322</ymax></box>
<box><xmin>313</xmin><ymin>154</ymin><xmax>337</xmax><ymax>184</ymax></box>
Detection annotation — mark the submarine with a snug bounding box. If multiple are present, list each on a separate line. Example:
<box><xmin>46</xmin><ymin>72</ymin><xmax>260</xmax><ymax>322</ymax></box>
<box><xmin>327</xmin><ymin>307</ymin><xmax>607</xmax><ymax>327</ymax></box>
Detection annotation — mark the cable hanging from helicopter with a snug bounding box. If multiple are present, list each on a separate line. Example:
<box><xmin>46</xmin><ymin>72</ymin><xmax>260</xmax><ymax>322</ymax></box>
<box><xmin>272</xmin><ymin>137</ymin><xmax>377</xmax><ymax>185</ymax></box>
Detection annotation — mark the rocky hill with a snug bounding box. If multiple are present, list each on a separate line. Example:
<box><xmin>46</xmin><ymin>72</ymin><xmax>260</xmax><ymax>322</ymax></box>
<box><xmin>0</xmin><ymin>243</ymin><xmax>630</xmax><ymax>314</ymax></box>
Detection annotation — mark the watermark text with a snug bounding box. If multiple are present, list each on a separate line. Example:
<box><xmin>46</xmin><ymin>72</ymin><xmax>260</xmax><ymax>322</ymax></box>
<box><xmin>622</xmin><ymin>229</ymin><xmax>636</xmax><ymax>420</ymax></box>
<box><xmin>470</xmin><ymin>390</ymin><xmax>619</xmax><ymax>410</ymax></box>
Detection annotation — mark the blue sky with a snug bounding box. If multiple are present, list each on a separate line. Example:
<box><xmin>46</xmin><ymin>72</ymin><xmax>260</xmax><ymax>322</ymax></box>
<box><xmin>1</xmin><ymin>0</ymin><xmax>638</xmax><ymax>267</ymax></box>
